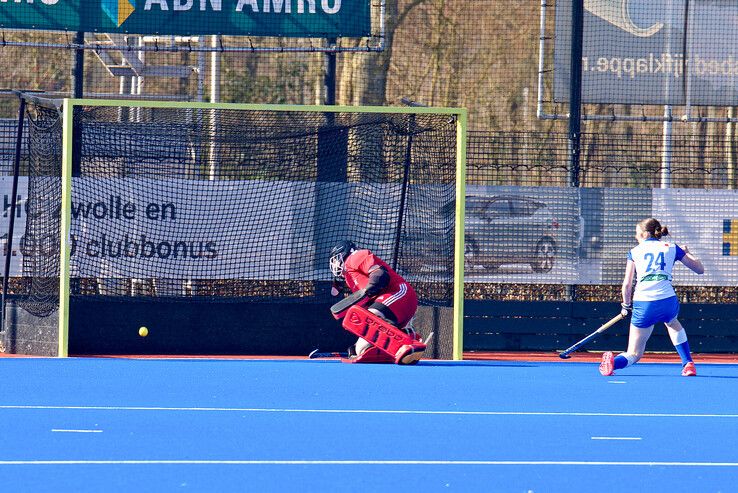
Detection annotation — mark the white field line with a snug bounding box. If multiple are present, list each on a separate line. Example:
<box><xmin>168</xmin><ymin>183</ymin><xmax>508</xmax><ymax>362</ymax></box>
<box><xmin>1</xmin><ymin>405</ymin><xmax>738</xmax><ymax>418</ymax></box>
<box><xmin>0</xmin><ymin>459</ymin><xmax>737</xmax><ymax>467</ymax></box>
<box><xmin>591</xmin><ymin>436</ymin><xmax>641</xmax><ymax>440</ymax></box>
<box><xmin>51</xmin><ymin>429</ymin><xmax>103</xmax><ymax>433</ymax></box>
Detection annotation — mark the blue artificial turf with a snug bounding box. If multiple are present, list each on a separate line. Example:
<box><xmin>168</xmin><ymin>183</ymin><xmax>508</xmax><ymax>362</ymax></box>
<box><xmin>1</xmin><ymin>357</ymin><xmax>737</xmax><ymax>492</ymax></box>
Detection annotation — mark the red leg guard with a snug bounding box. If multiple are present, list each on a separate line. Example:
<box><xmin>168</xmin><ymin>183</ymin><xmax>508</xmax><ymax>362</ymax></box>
<box><xmin>342</xmin><ymin>306</ymin><xmax>427</xmax><ymax>364</ymax></box>
<box><xmin>341</xmin><ymin>347</ymin><xmax>395</xmax><ymax>364</ymax></box>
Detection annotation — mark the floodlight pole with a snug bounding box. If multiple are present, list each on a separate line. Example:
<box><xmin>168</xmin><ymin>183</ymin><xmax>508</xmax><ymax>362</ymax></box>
<box><xmin>567</xmin><ymin>0</ymin><xmax>584</xmax><ymax>302</ymax></box>
<box><xmin>568</xmin><ymin>0</ymin><xmax>583</xmax><ymax>189</ymax></box>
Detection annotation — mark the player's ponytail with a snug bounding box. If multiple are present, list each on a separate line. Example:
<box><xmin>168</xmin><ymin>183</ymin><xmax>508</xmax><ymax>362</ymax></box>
<box><xmin>639</xmin><ymin>218</ymin><xmax>668</xmax><ymax>239</ymax></box>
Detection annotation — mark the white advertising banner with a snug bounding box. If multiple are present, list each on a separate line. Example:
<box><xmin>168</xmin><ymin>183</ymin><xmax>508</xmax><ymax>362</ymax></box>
<box><xmin>0</xmin><ymin>176</ymin><xmax>28</xmax><ymax>276</ymax></box>
<box><xmin>1</xmin><ymin>177</ymin><xmax>411</xmax><ymax>280</ymax></box>
<box><xmin>2</xmin><ymin>177</ymin><xmax>733</xmax><ymax>286</ymax></box>
<box><xmin>68</xmin><ymin>178</ymin><xmax>318</xmax><ymax>279</ymax></box>
<box><xmin>0</xmin><ymin>177</ymin><xmax>319</xmax><ymax>279</ymax></box>
<box><xmin>555</xmin><ymin>0</ymin><xmax>738</xmax><ymax>105</ymax></box>
<box><xmin>653</xmin><ymin>188</ymin><xmax>738</xmax><ymax>286</ymax></box>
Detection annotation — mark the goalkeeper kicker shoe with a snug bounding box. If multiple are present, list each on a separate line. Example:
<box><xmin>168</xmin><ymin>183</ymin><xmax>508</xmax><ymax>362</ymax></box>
<box><xmin>599</xmin><ymin>351</ymin><xmax>615</xmax><ymax>376</ymax></box>
<box><xmin>681</xmin><ymin>361</ymin><xmax>697</xmax><ymax>377</ymax></box>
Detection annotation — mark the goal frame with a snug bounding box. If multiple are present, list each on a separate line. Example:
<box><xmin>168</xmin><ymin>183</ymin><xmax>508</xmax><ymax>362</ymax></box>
<box><xmin>56</xmin><ymin>99</ymin><xmax>467</xmax><ymax>359</ymax></box>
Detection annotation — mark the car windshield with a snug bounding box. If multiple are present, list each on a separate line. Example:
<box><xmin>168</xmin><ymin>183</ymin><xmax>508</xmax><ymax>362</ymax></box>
<box><xmin>510</xmin><ymin>199</ymin><xmax>544</xmax><ymax>216</ymax></box>
<box><xmin>484</xmin><ymin>199</ymin><xmax>511</xmax><ymax>217</ymax></box>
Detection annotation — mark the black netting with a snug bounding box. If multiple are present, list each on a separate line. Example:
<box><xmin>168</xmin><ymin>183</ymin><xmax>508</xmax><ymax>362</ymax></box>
<box><xmin>19</xmin><ymin>101</ymin><xmax>458</xmax><ymax>308</ymax></box>
<box><xmin>18</xmin><ymin>103</ymin><xmax>62</xmax><ymax>317</ymax></box>
<box><xmin>466</xmin><ymin>129</ymin><xmax>738</xmax><ymax>303</ymax></box>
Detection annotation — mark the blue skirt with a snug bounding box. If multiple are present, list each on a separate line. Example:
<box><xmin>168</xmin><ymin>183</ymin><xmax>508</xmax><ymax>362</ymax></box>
<box><xmin>632</xmin><ymin>296</ymin><xmax>680</xmax><ymax>328</ymax></box>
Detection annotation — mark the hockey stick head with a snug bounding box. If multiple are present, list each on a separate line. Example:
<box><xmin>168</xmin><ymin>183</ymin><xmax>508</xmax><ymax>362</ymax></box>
<box><xmin>309</xmin><ymin>349</ymin><xmax>349</xmax><ymax>359</ymax></box>
<box><xmin>557</xmin><ymin>312</ymin><xmax>626</xmax><ymax>360</ymax></box>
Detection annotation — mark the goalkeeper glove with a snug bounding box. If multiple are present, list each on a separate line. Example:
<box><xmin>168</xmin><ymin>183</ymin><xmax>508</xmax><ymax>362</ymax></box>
<box><xmin>364</xmin><ymin>267</ymin><xmax>390</xmax><ymax>297</ymax></box>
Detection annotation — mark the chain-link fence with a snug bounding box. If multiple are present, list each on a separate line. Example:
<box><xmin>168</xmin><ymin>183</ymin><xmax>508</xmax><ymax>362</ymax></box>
<box><xmin>1</xmin><ymin>0</ymin><xmax>737</xmax><ymax>304</ymax></box>
<box><xmin>0</xmin><ymin>1</ymin><xmax>548</xmax><ymax>130</ymax></box>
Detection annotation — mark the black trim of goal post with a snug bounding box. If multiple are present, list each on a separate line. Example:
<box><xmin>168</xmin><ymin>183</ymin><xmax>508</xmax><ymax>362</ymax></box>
<box><xmin>392</xmin><ymin>98</ymin><xmax>429</xmax><ymax>272</ymax></box>
<box><xmin>316</xmin><ymin>110</ymin><xmax>348</xmax><ymax>296</ymax></box>
<box><xmin>567</xmin><ymin>0</ymin><xmax>584</xmax><ymax>302</ymax></box>
<box><xmin>1</xmin><ymin>95</ymin><xmax>26</xmax><ymax>334</ymax></box>
<box><xmin>391</xmin><ymin>113</ymin><xmax>415</xmax><ymax>272</ymax></box>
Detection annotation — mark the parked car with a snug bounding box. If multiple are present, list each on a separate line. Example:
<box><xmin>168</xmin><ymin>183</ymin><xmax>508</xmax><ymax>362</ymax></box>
<box><xmin>399</xmin><ymin>194</ymin><xmax>559</xmax><ymax>275</ymax></box>
<box><xmin>463</xmin><ymin>194</ymin><xmax>558</xmax><ymax>273</ymax></box>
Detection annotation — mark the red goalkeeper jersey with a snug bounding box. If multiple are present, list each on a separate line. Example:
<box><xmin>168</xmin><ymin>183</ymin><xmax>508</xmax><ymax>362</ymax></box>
<box><xmin>343</xmin><ymin>249</ymin><xmax>418</xmax><ymax>327</ymax></box>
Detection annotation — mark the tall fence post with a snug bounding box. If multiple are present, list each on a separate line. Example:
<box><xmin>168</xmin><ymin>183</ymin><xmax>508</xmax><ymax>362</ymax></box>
<box><xmin>567</xmin><ymin>0</ymin><xmax>584</xmax><ymax>301</ymax></box>
<box><xmin>325</xmin><ymin>37</ymin><xmax>337</xmax><ymax>106</ymax></box>
<box><xmin>71</xmin><ymin>31</ymin><xmax>84</xmax><ymax>177</ymax></box>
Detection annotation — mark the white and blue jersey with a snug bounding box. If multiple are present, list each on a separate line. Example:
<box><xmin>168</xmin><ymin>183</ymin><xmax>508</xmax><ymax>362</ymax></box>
<box><xmin>627</xmin><ymin>238</ymin><xmax>686</xmax><ymax>327</ymax></box>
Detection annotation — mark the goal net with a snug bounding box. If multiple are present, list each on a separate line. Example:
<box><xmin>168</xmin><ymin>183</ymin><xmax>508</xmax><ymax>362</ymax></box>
<box><xmin>3</xmin><ymin>97</ymin><xmax>466</xmax><ymax>358</ymax></box>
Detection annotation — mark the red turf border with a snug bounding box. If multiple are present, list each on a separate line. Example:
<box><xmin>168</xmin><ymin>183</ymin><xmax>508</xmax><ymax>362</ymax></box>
<box><xmin>2</xmin><ymin>351</ymin><xmax>736</xmax><ymax>363</ymax></box>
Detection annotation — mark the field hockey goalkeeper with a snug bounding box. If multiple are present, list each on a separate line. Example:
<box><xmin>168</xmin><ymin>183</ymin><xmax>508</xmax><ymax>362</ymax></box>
<box><xmin>328</xmin><ymin>240</ymin><xmax>430</xmax><ymax>364</ymax></box>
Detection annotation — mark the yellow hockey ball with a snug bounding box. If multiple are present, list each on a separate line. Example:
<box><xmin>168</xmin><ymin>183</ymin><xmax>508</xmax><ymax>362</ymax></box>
<box><xmin>138</xmin><ymin>326</ymin><xmax>149</xmax><ymax>337</ymax></box>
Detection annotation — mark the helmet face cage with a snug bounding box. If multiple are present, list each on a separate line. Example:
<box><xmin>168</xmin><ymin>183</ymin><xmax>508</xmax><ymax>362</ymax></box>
<box><xmin>329</xmin><ymin>253</ymin><xmax>345</xmax><ymax>280</ymax></box>
<box><xmin>329</xmin><ymin>240</ymin><xmax>355</xmax><ymax>281</ymax></box>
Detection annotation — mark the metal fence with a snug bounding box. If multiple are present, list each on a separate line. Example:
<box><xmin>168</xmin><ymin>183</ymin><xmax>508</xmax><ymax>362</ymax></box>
<box><xmin>1</xmin><ymin>0</ymin><xmax>737</xmax><ymax>304</ymax></box>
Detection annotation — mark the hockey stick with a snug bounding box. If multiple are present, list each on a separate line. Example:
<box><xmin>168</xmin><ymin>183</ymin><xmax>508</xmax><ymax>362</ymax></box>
<box><xmin>558</xmin><ymin>313</ymin><xmax>625</xmax><ymax>359</ymax></box>
<box><xmin>308</xmin><ymin>349</ymin><xmax>349</xmax><ymax>359</ymax></box>
<box><xmin>423</xmin><ymin>332</ymin><xmax>434</xmax><ymax>347</ymax></box>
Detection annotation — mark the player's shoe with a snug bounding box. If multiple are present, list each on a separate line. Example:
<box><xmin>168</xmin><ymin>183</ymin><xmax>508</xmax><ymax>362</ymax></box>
<box><xmin>398</xmin><ymin>348</ymin><xmax>424</xmax><ymax>365</ymax></box>
<box><xmin>681</xmin><ymin>361</ymin><xmax>697</xmax><ymax>377</ymax></box>
<box><xmin>599</xmin><ymin>351</ymin><xmax>615</xmax><ymax>376</ymax></box>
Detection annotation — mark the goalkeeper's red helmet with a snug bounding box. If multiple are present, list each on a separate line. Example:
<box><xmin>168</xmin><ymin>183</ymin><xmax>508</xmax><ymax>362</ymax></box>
<box><xmin>329</xmin><ymin>240</ymin><xmax>356</xmax><ymax>280</ymax></box>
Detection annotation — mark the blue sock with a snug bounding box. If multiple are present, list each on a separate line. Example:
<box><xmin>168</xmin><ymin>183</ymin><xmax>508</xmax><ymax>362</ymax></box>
<box><xmin>614</xmin><ymin>354</ymin><xmax>629</xmax><ymax>370</ymax></box>
<box><xmin>675</xmin><ymin>341</ymin><xmax>693</xmax><ymax>365</ymax></box>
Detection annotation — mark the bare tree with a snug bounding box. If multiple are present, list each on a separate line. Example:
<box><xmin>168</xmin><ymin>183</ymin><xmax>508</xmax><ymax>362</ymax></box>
<box><xmin>339</xmin><ymin>0</ymin><xmax>428</xmax><ymax>106</ymax></box>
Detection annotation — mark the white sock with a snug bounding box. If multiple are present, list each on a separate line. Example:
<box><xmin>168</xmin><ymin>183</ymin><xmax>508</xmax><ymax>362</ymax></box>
<box><xmin>354</xmin><ymin>337</ymin><xmax>372</xmax><ymax>356</ymax></box>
